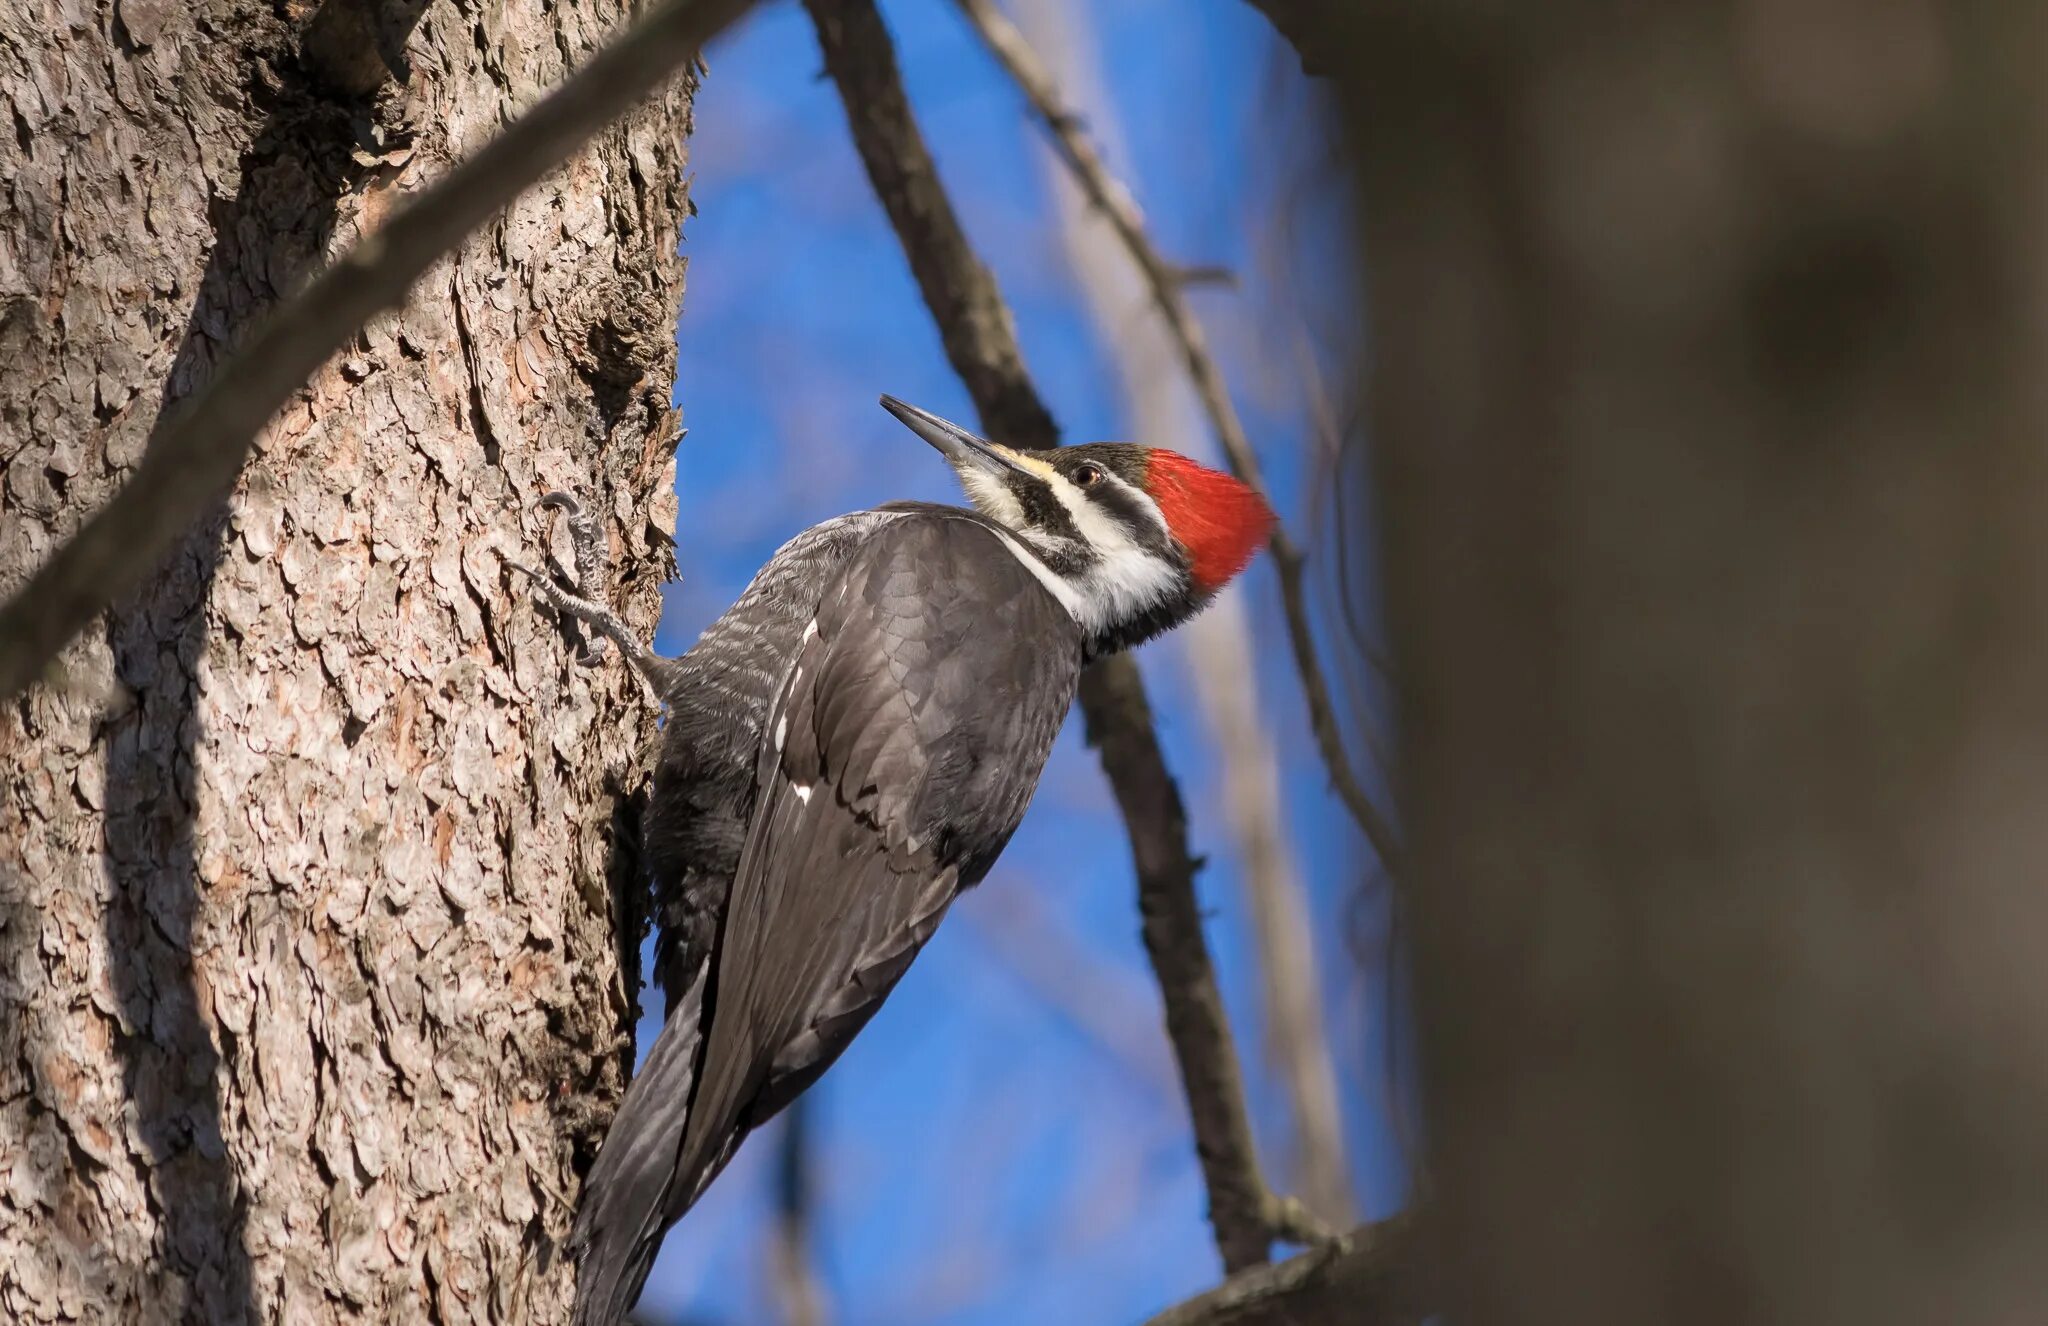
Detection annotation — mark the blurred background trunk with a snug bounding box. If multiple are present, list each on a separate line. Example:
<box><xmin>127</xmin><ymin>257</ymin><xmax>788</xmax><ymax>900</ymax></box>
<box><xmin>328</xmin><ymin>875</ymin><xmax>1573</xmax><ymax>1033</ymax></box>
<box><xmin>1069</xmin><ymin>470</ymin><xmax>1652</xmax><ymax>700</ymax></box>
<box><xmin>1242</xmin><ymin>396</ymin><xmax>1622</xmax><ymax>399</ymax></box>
<box><xmin>1276</xmin><ymin>2</ymin><xmax>2048</xmax><ymax>1324</ymax></box>
<box><xmin>0</xmin><ymin>0</ymin><xmax>690</xmax><ymax>1318</ymax></box>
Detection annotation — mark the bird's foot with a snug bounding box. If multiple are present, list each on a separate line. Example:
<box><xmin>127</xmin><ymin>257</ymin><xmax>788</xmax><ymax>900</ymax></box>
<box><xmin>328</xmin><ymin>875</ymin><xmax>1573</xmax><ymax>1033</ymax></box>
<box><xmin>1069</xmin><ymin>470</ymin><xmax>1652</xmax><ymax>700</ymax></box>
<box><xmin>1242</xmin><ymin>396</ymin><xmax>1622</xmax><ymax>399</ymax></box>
<box><xmin>531</xmin><ymin>491</ymin><xmax>610</xmax><ymax>666</ymax></box>
<box><xmin>505</xmin><ymin>556</ymin><xmax>604</xmax><ymax>668</ymax></box>
<box><xmin>540</xmin><ymin>490</ymin><xmax>608</xmax><ymax>603</ymax></box>
<box><xmin>509</xmin><ymin>489</ymin><xmax>678</xmax><ymax>697</ymax></box>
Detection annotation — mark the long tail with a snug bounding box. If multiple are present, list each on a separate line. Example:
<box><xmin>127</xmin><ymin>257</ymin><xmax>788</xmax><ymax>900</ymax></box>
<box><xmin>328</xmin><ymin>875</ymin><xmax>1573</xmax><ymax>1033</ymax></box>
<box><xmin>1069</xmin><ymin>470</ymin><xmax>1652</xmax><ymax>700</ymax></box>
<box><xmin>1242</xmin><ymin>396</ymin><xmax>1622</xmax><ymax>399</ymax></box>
<box><xmin>570</xmin><ymin>966</ymin><xmax>709</xmax><ymax>1326</ymax></box>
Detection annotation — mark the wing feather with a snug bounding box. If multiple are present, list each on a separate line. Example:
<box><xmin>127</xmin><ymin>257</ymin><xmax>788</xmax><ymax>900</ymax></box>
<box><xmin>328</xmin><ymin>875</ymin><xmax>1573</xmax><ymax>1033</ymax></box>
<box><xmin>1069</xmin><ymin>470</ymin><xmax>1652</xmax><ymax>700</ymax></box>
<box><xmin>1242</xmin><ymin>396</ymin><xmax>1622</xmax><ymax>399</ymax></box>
<box><xmin>670</xmin><ymin>514</ymin><xmax>1081</xmax><ymax>1203</ymax></box>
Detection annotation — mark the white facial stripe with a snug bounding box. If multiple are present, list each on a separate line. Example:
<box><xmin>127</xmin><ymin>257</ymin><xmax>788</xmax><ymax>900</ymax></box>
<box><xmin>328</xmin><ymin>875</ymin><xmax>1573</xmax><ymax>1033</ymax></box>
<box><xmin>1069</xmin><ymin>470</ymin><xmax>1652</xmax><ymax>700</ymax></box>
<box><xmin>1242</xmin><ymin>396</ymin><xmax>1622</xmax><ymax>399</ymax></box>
<box><xmin>994</xmin><ymin>444</ymin><xmax>1059</xmax><ymax>482</ymax></box>
<box><xmin>964</xmin><ymin>461</ymin><xmax>1179</xmax><ymax>645</ymax></box>
<box><xmin>1045</xmin><ymin>469</ymin><xmax>1163</xmax><ymax>551</ymax></box>
<box><xmin>987</xmin><ymin>525</ymin><xmax>1089</xmax><ymax>622</ymax></box>
<box><xmin>958</xmin><ymin>467</ymin><xmax>1027</xmax><ymax>529</ymax></box>
<box><xmin>1042</xmin><ymin>471</ymin><xmax>1176</xmax><ymax>625</ymax></box>
<box><xmin>991</xmin><ymin>520</ymin><xmax>1175</xmax><ymax>643</ymax></box>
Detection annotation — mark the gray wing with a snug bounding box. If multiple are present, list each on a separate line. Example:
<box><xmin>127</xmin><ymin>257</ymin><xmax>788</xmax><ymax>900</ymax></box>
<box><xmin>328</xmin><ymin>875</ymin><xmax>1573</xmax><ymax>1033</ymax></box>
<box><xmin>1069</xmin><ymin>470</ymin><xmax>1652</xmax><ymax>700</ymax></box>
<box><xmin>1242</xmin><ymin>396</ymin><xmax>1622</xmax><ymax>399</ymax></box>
<box><xmin>567</xmin><ymin>959</ymin><xmax>707</xmax><ymax>1326</ymax></box>
<box><xmin>671</xmin><ymin>512</ymin><xmax>1082</xmax><ymax>1206</ymax></box>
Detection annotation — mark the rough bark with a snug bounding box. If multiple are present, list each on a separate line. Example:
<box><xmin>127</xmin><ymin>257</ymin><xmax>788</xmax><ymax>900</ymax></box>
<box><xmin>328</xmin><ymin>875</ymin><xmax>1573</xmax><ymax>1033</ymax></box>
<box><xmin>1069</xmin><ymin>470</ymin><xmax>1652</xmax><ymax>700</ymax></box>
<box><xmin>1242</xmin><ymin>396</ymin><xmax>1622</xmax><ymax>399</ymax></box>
<box><xmin>1317</xmin><ymin>3</ymin><xmax>2048</xmax><ymax>1325</ymax></box>
<box><xmin>0</xmin><ymin>0</ymin><xmax>691</xmax><ymax>1319</ymax></box>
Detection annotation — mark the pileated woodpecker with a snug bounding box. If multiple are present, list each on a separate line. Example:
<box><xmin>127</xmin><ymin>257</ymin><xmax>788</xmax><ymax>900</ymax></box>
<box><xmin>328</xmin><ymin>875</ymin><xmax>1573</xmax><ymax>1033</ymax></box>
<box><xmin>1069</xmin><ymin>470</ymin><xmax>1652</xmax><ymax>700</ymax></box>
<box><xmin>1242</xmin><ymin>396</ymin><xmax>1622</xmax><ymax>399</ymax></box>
<box><xmin>515</xmin><ymin>396</ymin><xmax>1272</xmax><ymax>1325</ymax></box>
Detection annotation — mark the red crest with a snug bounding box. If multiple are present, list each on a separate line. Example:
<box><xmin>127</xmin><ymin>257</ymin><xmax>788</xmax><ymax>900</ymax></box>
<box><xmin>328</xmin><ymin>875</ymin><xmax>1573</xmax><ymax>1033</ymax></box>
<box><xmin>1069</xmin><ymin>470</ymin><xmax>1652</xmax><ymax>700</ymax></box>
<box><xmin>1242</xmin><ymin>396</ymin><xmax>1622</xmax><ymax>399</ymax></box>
<box><xmin>1143</xmin><ymin>451</ymin><xmax>1274</xmax><ymax>594</ymax></box>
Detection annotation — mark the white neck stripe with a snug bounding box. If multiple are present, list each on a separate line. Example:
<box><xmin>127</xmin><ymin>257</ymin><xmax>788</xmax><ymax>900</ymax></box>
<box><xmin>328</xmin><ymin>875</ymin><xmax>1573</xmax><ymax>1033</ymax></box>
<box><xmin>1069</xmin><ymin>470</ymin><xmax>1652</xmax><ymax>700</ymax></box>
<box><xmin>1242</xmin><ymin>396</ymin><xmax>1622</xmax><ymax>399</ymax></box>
<box><xmin>985</xmin><ymin>526</ymin><xmax>1088</xmax><ymax>622</ymax></box>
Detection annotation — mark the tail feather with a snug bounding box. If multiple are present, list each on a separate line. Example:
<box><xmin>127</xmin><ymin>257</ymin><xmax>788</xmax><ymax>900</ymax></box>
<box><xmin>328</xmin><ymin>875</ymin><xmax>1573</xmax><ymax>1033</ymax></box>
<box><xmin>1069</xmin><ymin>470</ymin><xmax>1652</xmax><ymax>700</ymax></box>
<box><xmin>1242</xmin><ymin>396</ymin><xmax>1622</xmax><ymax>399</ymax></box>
<box><xmin>571</xmin><ymin>966</ymin><xmax>709</xmax><ymax>1326</ymax></box>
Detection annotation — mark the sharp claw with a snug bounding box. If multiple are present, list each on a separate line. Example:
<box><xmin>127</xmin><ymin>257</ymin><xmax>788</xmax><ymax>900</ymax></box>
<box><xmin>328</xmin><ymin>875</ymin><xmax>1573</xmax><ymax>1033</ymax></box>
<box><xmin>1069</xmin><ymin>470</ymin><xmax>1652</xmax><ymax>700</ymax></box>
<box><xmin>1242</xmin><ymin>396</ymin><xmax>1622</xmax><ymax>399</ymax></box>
<box><xmin>508</xmin><ymin>553</ymin><xmax>609</xmax><ymax>665</ymax></box>
<box><xmin>519</xmin><ymin>488</ymin><xmax>650</xmax><ymax>679</ymax></box>
<box><xmin>505</xmin><ymin>558</ymin><xmax>568</xmax><ymax>609</ymax></box>
<box><xmin>537</xmin><ymin>489</ymin><xmax>605</xmax><ymax>597</ymax></box>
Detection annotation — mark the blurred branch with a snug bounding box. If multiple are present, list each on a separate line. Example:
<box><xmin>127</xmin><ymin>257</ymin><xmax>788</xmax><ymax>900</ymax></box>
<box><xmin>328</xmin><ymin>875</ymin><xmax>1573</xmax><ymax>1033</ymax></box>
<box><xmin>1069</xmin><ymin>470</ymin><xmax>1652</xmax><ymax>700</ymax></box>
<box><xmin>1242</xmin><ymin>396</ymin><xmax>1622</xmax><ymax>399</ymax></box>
<box><xmin>1187</xmin><ymin>618</ymin><xmax>1363</xmax><ymax>1220</ymax></box>
<box><xmin>1189</xmin><ymin>605</ymin><xmax>1357</xmax><ymax>1224</ymax></box>
<box><xmin>770</xmin><ymin>1101</ymin><xmax>827</xmax><ymax>1326</ymax></box>
<box><xmin>802</xmin><ymin>0</ymin><xmax>1292</xmax><ymax>1273</ymax></box>
<box><xmin>1143</xmin><ymin>1218</ymin><xmax>1420</xmax><ymax>1326</ymax></box>
<box><xmin>1293</xmin><ymin>320</ymin><xmax>1421</xmax><ymax>1197</ymax></box>
<box><xmin>1295</xmin><ymin>327</ymin><xmax>1396</xmax><ymax>695</ymax></box>
<box><xmin>0</xmin><ymin>0</ymin><xmax>757</xmax><ymax>701</ymax></box>
<box><xmin>960</xmin><ymin>887</ymin><xmax>1180</xmax><ymax>1102</ymax></box>
<box><xmin>952</xmin><ymin>0</ymin><xmax>1402</xmax><ymax>874</ymax></box>
<box><xmin>1013</xmin><ymin>0</ymin><xmax>1355</xmax><ymax>1228</ymax></box>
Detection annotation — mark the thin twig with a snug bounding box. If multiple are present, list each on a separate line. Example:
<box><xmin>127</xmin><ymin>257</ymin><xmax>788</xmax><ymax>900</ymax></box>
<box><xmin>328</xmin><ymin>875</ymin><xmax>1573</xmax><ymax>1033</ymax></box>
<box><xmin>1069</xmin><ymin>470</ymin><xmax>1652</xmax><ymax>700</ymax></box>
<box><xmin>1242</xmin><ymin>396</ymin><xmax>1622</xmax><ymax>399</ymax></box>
<box><xmin>1296</xmin><ymin>324</ymin><xmax>1398</xmax><ymax>689</ymax></box>
<box><xmin>959</xmin><ymin>887</ymin><xmax>1181</xmax><ymax>1102</ymax></box>
<box><xmin>1019</xmin><ymin>0</ymin><xmax>1355</xmax><ymax>1227</ymax></box>
<box><xmin>1296</xmin><ymin>329</ymin><xmax>1426</xmax><ymax>1195</ymax></box>
<box><xmin>0</xmin><ymin>0</ymin><xmax>758</xmax><ymax>701</ymax></box>
<box><xmin>1142</xmin><ymin>1218</ymin><xmax>1419</xmax><ymax>1326</ymax></box>
<box><xmin>1189</xmin><ymin>604</ymin><xmax>1358</xmax><ymax>1225</ymax></box>
<box><xmin>770</xmin><ymin>1100</ymin><xmax>828</xmax><ymax>1326</ymax></box>
<box><xmin>952</xmin><ymin>0</ymin><xmax>1402</xmax><ymax>873</ymax></box>
<box><xmin>802</xmin><ymin>0</ymin><xmax>1286</xmax><ymax>1273</ymax></box>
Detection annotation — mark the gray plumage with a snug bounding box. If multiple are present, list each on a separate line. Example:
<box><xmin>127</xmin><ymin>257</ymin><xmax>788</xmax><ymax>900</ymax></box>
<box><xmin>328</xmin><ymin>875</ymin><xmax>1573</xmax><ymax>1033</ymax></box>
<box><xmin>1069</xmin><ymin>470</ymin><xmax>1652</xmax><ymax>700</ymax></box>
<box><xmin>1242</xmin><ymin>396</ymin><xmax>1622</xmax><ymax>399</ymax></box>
<box><xmin>568</xmin><ymin>507</ymin><xmax>1081</xmax><ymax>1324</ymax></box>
<box><xmin>528</xmin><ymin>397</ymin><xmax>1268</xmax><ymax>1326</ymax></box>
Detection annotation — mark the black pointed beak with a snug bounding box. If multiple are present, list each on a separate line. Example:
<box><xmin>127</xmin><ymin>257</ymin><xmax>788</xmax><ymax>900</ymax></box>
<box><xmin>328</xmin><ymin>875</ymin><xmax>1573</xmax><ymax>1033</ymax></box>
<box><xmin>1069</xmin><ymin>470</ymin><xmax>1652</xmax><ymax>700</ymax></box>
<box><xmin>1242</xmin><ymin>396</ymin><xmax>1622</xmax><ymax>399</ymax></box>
<box><xmin>879</xmin><ymin>395</ymin><xmax>1033</xmax><ymax>478</ymax></box>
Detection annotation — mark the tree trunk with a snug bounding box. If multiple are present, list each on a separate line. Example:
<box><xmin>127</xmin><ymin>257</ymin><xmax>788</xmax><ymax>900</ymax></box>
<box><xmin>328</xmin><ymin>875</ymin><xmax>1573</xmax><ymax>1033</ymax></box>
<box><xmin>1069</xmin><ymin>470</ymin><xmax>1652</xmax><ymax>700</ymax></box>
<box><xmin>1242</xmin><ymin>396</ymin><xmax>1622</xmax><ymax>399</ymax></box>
<box><xmin>0</xmin><ymin>0</ymin><xmax>691</xmax><ymax>1319</ymax></box>
<box><xmin>1317</xmin><ymin>3</ymin><xmax>2048</xmax><ymax>1325</ymax></box>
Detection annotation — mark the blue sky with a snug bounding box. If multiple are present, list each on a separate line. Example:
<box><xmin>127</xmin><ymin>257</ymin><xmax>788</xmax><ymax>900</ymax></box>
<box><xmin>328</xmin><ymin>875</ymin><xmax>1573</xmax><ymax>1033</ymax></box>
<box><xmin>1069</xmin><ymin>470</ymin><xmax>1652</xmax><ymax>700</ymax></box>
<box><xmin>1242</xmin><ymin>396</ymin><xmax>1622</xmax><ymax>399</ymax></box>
<box><xmin>631</xmin><ymin>2</ymin><xmax>1399</xmax><ymax>1322</ymax></box>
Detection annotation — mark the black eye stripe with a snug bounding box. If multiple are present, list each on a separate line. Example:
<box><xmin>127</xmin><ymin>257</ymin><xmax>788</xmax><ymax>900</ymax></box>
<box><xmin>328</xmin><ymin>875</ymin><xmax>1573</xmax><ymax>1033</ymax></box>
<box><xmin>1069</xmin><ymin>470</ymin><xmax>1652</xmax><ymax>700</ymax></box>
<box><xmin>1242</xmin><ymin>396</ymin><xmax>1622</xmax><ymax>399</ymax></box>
<box><xmin>1088</xmin><ymin>477</ymin><xmax>1169</xmax><ymax>549</ymax></box>
<box><xmin>1013</xmin><ymin>475</ymin><xmax>1080</xmax><ymax>543</ymax></box>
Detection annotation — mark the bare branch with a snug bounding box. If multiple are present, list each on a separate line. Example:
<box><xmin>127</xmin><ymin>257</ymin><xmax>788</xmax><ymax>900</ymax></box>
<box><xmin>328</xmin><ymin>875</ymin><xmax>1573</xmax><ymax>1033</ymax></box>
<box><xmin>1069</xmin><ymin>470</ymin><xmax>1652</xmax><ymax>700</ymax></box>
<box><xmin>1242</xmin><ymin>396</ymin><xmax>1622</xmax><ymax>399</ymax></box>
<box><xmin>960</xmin><ymin>887</ymin><xmax>1181</xmax><ymax>1102</ymax></box>
<box><xmin>803</xmin><ymin>0</ymin><xmax>1289</xmax><ymax>1272</ymax></box>
<box><xmin>770</xmin><ymin>1101</ymin><xmax>828</xmax><ymax>1326</ymax></box>
<box><xmin>1017</xmin><ymin>0</ymin><xmax>1355</xmax><ymax>1228</ymax></box>
<box><xmin>1194</xmin><ymin>611</ymin><xmax>1358</xmax><ymax>1224</ymax></box>
<box><xmin>1143</xmin><ymin>1219</ymin><xmax>1420</xmax><ymax>1326</ymax></box>
<box><xmin>0</xmin><ymin>0</ymin><xmax>757</xmax><ymax>701</ymax></box>
<box><xmin>1083</xmin><ymin>646</ymin><xmax>1278</xmax><ymax>1273</ymax></box>
<box><xmin>952</xmin><ymin>0</ymin><xmax>1401</xmax><ymax>874</ymax></box>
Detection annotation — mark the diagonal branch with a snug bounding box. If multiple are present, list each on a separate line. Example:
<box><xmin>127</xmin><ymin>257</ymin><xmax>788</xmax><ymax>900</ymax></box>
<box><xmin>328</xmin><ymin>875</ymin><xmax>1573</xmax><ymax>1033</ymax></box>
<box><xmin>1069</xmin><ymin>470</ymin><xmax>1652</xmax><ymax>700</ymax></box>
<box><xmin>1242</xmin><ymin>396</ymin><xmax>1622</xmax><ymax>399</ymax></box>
<box><xmin>1015</xmin><ymin>0</ymin><xmax>1354</xmax><ymax>1228</ymax></box>
<box><xmin>951</xmin><ymin>0</ymin><xmax>1401</xmax><ymax>874</ymax></box>
<box><xmin>770</xmin><ymin>1099</ymin><xmax>828</xmax><ymax>1326</ymax></box>
<box><xmin>1142</xmin><ymin>1218</ymin><xmax>1420</xmax><ymax>1326</ymax></box>
<box><xmin>0</xmin><ymin>0</ymin><xmax>758</xmax><ymax>701</ymax></box>
<box><xmin>802</xmin><ymin>0</ymin><xmax>1296</xmax><ymax>1273</ymax></box>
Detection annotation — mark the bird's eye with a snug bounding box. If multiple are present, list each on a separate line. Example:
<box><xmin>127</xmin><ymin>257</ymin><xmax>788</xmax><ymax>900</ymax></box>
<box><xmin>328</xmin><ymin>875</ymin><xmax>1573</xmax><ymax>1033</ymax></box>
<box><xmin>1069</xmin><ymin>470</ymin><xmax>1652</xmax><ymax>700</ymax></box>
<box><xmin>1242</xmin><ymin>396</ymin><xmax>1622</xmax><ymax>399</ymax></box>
<box><xmin>1074</xmin><ymin>462</ymin><xmax>1105</xmax><ymax>487</ymax></box>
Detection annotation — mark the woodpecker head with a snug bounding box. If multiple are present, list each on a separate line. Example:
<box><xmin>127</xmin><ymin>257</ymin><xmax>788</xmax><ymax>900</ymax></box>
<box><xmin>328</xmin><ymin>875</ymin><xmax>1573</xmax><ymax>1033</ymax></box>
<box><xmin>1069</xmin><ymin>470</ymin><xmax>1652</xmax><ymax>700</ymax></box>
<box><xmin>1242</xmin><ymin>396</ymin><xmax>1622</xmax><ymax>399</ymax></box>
<box><xmin>881</xmin><ymin>395</ymin><xmax>1273</xmax><ymax>654</ymax></box>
